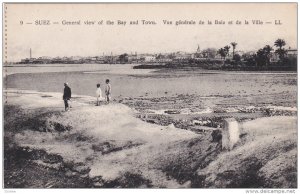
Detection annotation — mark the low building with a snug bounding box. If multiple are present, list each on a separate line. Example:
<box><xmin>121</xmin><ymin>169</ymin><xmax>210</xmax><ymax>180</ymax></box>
<box><xmin>144</xmin><ymin>56</ymin><xmax>156</xmax><ymax>62</ymax></box>
<box><xmin>287</xmin><ymin>49</ymin><xmax>297</xmax><ymax>58</ymax></box>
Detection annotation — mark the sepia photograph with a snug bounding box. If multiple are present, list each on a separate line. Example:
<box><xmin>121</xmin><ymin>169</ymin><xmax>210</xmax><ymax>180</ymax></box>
<box><xmin>2</xmin><ymin>2</ymin><xmax>298</xmax><ymax>190</ymax></box>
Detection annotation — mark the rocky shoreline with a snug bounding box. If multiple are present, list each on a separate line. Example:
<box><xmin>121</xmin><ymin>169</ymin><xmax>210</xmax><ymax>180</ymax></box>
<box><xmin>120</xmin><ymin>93</ymin><xmax>297</xmax><ymax>134</ymax></box>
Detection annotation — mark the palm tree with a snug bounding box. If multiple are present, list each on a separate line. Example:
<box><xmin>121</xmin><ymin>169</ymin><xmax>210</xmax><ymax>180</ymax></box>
<box><xmin>274</xmin><ymin>39</ymin><xmax>286</xmax><ymax>50</ymax></box>
<box><xmin>224</xmin><ymin>45</ymin><xmax>231</xmax><ymax>59</ymax></box>
<box><xmin>263</xmin><ymin>45</ymin><xmax>273</xmax><ymax>66</ymax></box>
<box><xmin>274</xmin><ymin>39</ymin><xmax>287</xmax><ymax>60</ymax></box>
<box><xmin>230</xmin><ymin>42</ymin><xmax>237</xmax><ymax>58</ymax></box>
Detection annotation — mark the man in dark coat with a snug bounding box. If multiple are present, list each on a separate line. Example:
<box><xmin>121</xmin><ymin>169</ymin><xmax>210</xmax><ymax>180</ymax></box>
<box><xmin>63</xmin><ymin>82</ymin><xmax>72</xmax><ymax>111</ymax></box>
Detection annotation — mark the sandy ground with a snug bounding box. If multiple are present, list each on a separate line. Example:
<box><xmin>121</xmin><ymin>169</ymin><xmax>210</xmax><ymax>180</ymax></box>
<box><xmin>4</xmin><ymin>89</ymin><xmax>297</xmax><ymax>188</ymax></box>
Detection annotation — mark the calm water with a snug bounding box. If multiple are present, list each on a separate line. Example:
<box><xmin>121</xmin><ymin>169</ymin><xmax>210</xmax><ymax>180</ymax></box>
<box><xmin>5</xmin><ymin>64</ymin><xmax>297</xmax><ymax>98</ymax></box>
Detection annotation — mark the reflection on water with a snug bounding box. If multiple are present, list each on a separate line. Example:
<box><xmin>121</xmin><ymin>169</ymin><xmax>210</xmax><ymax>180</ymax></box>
<box><xmin>4</xmin><ymin>64</ymin><xmax>153</xmax><ymax>76</ymax></box>
<box><xmin>5</xmin><ymin>64</ymin><xmax>297</xmax><ymax>98</ymax></box>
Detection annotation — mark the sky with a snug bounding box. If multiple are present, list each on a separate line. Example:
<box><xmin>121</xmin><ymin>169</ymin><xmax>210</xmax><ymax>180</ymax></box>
<box><xmin>5</xmin><ymin>3</ymin><xmax>297</xmax><ymax>62</ymax></box>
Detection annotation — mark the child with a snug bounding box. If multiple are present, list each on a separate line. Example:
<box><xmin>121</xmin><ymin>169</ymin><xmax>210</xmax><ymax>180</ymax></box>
<box><xmin>96</xmin><ymin>83</ymin><xmax>102</xmax><ymax>106</ymax></box>
<box><xmin>105</xmin><ymin>79</ymin><xmax>111</xmax><ymax>104</ymax></box>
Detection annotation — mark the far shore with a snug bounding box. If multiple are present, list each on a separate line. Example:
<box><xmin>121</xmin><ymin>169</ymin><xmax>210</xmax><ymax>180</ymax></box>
<box><xmin>3</xmin><ymin>63</ymin><xmax>297</xmax><ymax>78</ymax></box>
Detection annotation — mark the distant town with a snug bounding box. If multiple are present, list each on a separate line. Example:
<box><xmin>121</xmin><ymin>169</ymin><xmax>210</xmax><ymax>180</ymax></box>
<box><xmin>16</xmin><ymin>39</ymin><xmax>297</xmax><ymax>71</ymax></box>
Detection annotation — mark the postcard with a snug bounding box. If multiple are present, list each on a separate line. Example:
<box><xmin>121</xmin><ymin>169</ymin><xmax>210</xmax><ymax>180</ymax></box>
<box><xmin>3</xmin><ymin>3</ymin><xmax>297</xmax><ymax>189</ymax></box>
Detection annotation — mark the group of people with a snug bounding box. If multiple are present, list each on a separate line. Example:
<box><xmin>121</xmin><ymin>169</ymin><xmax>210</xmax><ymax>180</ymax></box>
<box><xmin>63</xmin><ymin>79</ymin><xmax>111</xmax><ymax>111</ymax></box>
<box><xmin>96</xmin><ymin>79</ymin><xmax>111</xmax><ymax>106</ymax></box>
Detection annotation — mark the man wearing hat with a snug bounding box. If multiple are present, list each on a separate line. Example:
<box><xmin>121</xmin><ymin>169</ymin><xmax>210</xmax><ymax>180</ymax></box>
<box><xmin>63</xmin><ymin>82</ymin><xmax>72</xmax><ymax>111</ymax></box>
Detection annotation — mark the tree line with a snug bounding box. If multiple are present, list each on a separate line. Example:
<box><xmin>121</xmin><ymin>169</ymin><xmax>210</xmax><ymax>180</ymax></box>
<box><xmin>216</xmin><ymin>39</ymin><xmax>296</xmax><ymax>70</ymax></box>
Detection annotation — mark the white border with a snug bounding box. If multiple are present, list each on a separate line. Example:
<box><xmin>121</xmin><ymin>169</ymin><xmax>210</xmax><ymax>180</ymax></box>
<box><xmin>0</xmin><ymin>1</ymin><xmax>299</xmax><ymax>194</ymax></box>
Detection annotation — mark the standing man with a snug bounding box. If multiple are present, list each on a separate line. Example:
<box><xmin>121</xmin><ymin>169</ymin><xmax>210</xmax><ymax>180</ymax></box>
<box><xmin>105</xmin><ymin>79</ymin><xmax>111</xmax><ymax>104</ymax></box>
<box><xmin>63</xmin><ymin>82</ymin><xmax>72</xmax><ymax>111</ymax></box>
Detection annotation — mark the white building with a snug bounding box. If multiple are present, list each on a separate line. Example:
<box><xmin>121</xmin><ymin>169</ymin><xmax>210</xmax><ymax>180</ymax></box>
<box><xmin>144</xmin><ymin>56</ymin><xmax>156</xmax><ymax>62</ymax></box>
